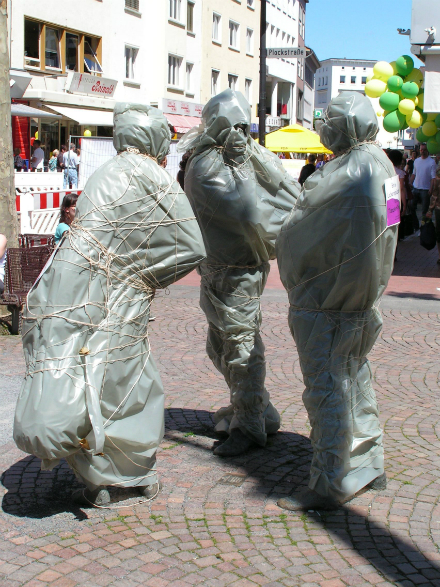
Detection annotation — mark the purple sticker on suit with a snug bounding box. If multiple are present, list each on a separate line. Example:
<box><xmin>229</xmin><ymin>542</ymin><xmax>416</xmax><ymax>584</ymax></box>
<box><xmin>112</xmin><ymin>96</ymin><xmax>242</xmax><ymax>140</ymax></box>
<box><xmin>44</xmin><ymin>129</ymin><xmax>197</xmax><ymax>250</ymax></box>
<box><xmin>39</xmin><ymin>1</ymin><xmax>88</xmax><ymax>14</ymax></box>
<box><xmin>384</xmin><ymin>176</ymin><xmax>401</xmax><ymax>227</ymax></box>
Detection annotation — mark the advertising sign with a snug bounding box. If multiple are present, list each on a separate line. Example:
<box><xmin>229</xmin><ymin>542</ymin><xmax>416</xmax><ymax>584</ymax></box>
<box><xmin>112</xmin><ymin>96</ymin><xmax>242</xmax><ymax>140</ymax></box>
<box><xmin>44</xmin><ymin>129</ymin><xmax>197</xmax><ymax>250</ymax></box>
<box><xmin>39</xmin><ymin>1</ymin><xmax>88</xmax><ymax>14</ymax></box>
<box><xmin>66</xmin><ymin>72</ymin><xmax>117</xmax><ymax>98</ymax></box>
<box><xmin>162</xmin><ymin>98</ymin><xmax>204</xmax><ymax>117</ymax></box>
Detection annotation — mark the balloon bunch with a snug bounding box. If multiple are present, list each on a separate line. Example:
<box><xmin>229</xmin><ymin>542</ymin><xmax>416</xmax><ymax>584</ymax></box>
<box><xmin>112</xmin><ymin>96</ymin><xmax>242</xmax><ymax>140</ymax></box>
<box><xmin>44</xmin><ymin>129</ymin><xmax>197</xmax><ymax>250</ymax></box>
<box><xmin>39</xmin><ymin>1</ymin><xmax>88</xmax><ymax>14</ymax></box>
<box><xmin>364</xmin><ymin>55</ymin><xmax>440</xmax><ymax>154</ymax></box>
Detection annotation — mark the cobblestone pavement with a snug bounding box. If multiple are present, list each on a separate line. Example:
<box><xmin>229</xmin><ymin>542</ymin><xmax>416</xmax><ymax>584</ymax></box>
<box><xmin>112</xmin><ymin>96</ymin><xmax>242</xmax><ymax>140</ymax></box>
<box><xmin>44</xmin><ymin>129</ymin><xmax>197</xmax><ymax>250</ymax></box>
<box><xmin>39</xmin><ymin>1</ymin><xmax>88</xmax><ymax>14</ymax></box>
<box><xmin>0</xmin><ymin>235</ymin><xmax>440</xmax><ymax>587</ymax></box>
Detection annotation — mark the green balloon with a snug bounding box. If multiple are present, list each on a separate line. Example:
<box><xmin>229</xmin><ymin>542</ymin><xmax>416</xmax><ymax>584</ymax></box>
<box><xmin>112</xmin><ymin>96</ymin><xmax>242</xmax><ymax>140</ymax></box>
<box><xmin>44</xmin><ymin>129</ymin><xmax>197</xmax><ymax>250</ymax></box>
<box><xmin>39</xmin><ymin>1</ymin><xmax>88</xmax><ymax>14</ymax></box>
<box><xmin>436</xmin><ymin>130</ymin><xmax>440</xmax><ymax>143</ymax></box>
<box><xmin>416</xmin><ymin>128</ymin><xmax>428</xmax><ymax>142</ymax></box>
<box><xmin>435</xmin><ymin>114</ymin><xmax>440</xmax><ymax>128</ymax></box>
<box><xmin>383</xmin><ymin>110</ymin><xmax>406</xmax><ymax>133</ymax></box>
<box><xmin>396</xmin><ymin>54</ymin><xmax>414</xmax><ymax>76</ymax></box>
<box><xmin>379</xmin><ymin>92</ymin><xmax>400</xmax><ymax>111</ymax></box>
<box><xmin>401</xmin><ymin>81</ymin><xmax>419</xmax><ymax>99</ymax></box>
<box><xmin>387</xmin><ymin>75</ymin><xmax>403</xmax><ymax>93</ymax></box>
<box><xmin>427</xmin><ymin>138</ymin><xmax>440</xmax><ymax>154</ymax></box>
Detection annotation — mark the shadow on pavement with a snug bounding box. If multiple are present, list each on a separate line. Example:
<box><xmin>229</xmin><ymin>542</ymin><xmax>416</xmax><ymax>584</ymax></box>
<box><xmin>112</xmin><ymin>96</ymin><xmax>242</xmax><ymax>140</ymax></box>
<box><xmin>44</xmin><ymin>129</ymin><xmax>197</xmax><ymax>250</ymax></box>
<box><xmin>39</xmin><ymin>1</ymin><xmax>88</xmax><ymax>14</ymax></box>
<box><xmin>166</xmin><ymin>407</ymin><xmax>440</xmax><ymax>586</ymax></box>
<box><xmin>385</xmin><ymin>291</ymin><xmax>440</xmax><ymax>301</ymax></box>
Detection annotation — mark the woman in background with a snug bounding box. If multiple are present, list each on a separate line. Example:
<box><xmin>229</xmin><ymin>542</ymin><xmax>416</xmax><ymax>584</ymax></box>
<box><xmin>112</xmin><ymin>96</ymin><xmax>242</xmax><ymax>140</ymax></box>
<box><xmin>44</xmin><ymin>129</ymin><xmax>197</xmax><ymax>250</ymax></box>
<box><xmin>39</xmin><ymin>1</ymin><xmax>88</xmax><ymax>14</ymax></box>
<box><xmin>54</xmin><ymin>193</ymin><xmax>78</xmax><ymax>244</ymax></box>
<box><xmin>48</xmin><ymin>149</ymin><xmax>59</xmax><ymax>172</ymax></box>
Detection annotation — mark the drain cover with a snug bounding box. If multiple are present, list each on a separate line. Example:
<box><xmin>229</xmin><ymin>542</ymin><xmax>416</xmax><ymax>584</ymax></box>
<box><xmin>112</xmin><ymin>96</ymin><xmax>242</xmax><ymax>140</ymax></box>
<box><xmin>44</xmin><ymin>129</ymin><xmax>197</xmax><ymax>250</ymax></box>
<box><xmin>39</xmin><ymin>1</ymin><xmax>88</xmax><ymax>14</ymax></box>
<box><xmin>218</xmin><ymin>473</ymin><xmax>246</xmax><ymax>486</ymax></box>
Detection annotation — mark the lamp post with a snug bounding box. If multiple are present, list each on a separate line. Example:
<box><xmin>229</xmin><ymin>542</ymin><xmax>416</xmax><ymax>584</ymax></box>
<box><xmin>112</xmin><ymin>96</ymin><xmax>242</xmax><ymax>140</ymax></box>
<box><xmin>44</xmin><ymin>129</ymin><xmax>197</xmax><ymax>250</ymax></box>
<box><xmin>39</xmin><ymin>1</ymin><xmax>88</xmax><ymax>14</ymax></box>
<box><xmin>258</xmin><ymin>0</ymin><xmax>267</xmax><ymax>147</ymax></box>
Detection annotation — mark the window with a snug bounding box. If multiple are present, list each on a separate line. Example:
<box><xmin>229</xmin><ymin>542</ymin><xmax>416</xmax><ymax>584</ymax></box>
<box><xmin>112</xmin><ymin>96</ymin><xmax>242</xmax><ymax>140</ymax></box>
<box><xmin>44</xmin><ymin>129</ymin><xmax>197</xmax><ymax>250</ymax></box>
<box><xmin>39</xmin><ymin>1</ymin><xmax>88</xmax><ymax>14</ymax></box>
<box><xmin>245</xmin><ymin>78</ymin><xmax>252</xmax><ymax>104</ymax></box>
<box><xmin>125</xmin><ymin>0</ymin><xmax>139</xmax><ymax>10</ymax></box>
<box><xmin>361</xmin><ymin>76</ymin><xmax>367</xmax><ymax>84</ymax></box>
<box><xmin>65</xmin><ymin>33</ymin><xmax>79</xmax><ymax>71</ymax></box>
<box><xmin>351</xmin><ymin>76</ymin><xmax>356</xmax><ymax>84</ymax></box>
<box><xmin>325</xmin><ymin>76</ymin><xmax>328</xmax><ymax>84</ymax></box>
<box><xmin>341</xmin><ymin>66</ymin><xmax>345</xmax><ymax>70</ymax></box>
<box><xmin>24</xmin><ymin>19</ymin><xmax>40</xmax><ymax>67</ymax></box>
<box><xmin>45</xmin><ymin>27</ymin><xmax>60</xmax><ymax>69</ymax></box>
<box><xmin>247</xmin><ymin>0</ymin><xmax>254</xmax><ymax>7</ymax></box>
<box><xmin>297</xmin><ymin>90</ymin><xmax>304</xmax><ymax>120</ymax></box>
<box><xmin>84</xmin><ymin>36</ymin><xmax>103</xmax><ymax>73</ymax></box>
<box><xmin>169</xmin><ymin>0</ymin><xmax>181</xmax><ymax>21</ymax></box>
<box><xmin>125</xmin><ymin>46</ymin><xmax>138</xmax><ymax>79</ymax></box>
<box><xmin>211</xmin><ymin>69</ymin><xmax>219</xmax><ymax>96</ymax></box>
<box><xmin>318</xmin><ymin>78</ymin><xmax>321</xmax><ymax>87</ymax></box>
<box><xmin>212</xmin><ymin>12</ymin><xmax>221</xmax><ymax>42</ymax></box>
<box><xmin>228</xmin><ymin>74</ymin><xmax>238</xmax><ymax>91</ymax></box>
<box><xmin>246</xmin><ymin>28</ymin><xmax>253</xmax><ymax>55</ymax></box>
<box><xmin>186</xmin><ymin>62</ymin><xmax>193</xmax><ymax>93</ymax></box>
<box><xmin>168</xmin><ymin>54</ymin><xmax>182</xmax><ymax>86</ymax></box>
<box><xmin>187</xmin><ymin>1</ymin><xmax>194</xmax><ymax>32</ymax></box>
<box><xmin>229</xmin><ymin>20</ymin><xmax>239</xmax><ymax>49</ymax></box>
<box><xmin>340</xmin><ymin>75</ymin><xmax>346</xmax><ymax>84</ymax></box>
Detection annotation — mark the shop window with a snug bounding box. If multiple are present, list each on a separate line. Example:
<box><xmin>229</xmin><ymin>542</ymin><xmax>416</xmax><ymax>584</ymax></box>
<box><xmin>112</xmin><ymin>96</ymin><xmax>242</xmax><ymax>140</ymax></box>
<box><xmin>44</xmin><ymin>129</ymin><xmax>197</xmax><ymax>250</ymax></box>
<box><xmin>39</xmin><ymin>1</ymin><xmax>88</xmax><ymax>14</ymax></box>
<box><xmin>169</xmin><ymin>0</ymin><xmax>181</xmax><ymax>21</ymax></box>
<box><xmin>187</xmin><ymin>1</ymin><xmax>194</xmax><ymax>32</ymax></box>
<box><xmin>228</xmin><ymin>74</ymin><xmax>238</xmax><ymax>91</ymax></box>
<box><xmin>125</xmin><ymin>46</ymin><xmax>138</xmax><ymax>80</ymax></box>
<box><xmin>66</xmin><ymin>33</ymin><xmax>79</xmax><ymax>71</ymax></box>
<box><xmin>168</xmin><ymin>54</ymin><xmax>182</xmax><ymax>87</ymax></box>
<box><xmin>246</xmin><ymin>28</ymin><xmax>253</xmax><ymax>55</ymax></box>
<box><xmin>84</xmin><ymin>36</ymin><xmax>103</xmax><ymax>73</ymax></box>
<box><xmin>229</xmin><ymin>20</ymin><xmax>239</xmax><ymax>50</ymax></box>
<box><xmin>245</xmin><ymin>78</ymin><xmax>252</xmax><ymax>104</ymax></box>
<box><xmin>24</xmin><ymin>19</ymin><xmax>40</xmax><ymax>68</ymax></box>
<box><xmin>186</xmin><ymin>62</ymin><xmax>193</xmax><ymax>93</ymax></box>
<box><xmin>211</xmin><ymin>69</ymin><xmax>219</xmax><ymax>96</ymax></box>
<box><xmin>212</xmin><ymin>13</ymin><xmax>221</xmax><ymax>42</ymax></box>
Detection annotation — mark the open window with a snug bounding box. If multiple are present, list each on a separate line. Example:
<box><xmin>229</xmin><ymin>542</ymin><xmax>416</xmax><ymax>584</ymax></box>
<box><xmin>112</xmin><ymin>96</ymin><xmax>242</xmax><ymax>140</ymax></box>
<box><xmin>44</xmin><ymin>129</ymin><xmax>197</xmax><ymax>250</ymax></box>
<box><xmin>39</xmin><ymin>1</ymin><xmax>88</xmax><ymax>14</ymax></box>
<box><xmin>84</xmin><ymin>36</ymin><xmax>103</xmax><ymax>74</ymax></box>
<box><xmin>65</xmin><ymin>33</ymin><xmax>79</xmax><ymax>71</ymax></box>
<box><xmin>24</xmin><ymin>19</ymin><xmax>41</xmax><ymax>68</ymax></box>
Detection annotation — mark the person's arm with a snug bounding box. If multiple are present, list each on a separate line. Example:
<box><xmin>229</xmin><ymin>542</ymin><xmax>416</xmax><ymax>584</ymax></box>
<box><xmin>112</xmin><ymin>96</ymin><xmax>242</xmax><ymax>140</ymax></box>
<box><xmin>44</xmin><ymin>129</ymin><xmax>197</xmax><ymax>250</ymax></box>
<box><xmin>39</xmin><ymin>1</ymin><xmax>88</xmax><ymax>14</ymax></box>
<box><xmin>399</xmin><ymin>177</ymin><xmax>406</xmax><ymax>215</ymax></box>
<box><xmin>0</xmin><ymin>234</ymin><xmax>7</xmax><ymax>258</ymax></box>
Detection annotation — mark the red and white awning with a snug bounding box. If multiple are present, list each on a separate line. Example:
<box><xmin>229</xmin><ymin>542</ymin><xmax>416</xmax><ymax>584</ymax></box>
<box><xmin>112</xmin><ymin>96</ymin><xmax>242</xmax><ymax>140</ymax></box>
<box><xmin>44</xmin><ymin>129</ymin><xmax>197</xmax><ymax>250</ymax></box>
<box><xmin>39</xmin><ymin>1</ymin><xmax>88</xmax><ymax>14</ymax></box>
<box><xmin>164</xmin><ymin>113</ymin><xmax>201</xmax><ymax>134</ymax></box>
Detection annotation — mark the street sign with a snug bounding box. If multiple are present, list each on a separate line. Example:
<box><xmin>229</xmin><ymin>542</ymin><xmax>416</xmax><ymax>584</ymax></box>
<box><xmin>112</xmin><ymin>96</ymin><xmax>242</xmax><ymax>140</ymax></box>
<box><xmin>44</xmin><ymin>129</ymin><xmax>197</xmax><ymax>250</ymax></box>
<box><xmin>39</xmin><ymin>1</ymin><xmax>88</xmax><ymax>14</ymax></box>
<box><xmin>266</xmin><ymin>47</ymin><xmax>306</xmax><ymax>58</ymax></box>
<box><xmin>314</xmin><ymin>109</ymin><xmax>323</xmax><ymax>118</ymax></box>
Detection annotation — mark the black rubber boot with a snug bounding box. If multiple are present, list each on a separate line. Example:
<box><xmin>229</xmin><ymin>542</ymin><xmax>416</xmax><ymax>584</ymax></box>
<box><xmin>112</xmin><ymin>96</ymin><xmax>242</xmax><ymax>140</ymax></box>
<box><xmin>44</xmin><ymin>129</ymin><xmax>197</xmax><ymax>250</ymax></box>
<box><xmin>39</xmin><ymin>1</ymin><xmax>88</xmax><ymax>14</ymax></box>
<box><xmin>367</xmin><ymin>472</ymin><xmax>387</xmax><ymax>490</ymax></box>
<box><xmin>278</xmin><ymin>488</ymin><xmax>341</xmax><ymax>512</ymax></box>
<box><xmin>72</xmin><ymin>487</ymin><xmax>111</xmax><ymax>507</ymax></box>
<box><xmin>213</xmin><ymin>428</ymin><xmax>257</xmax><ymax>456</ymax></box>
<box><xmin>138</xmin><ymin>480</ymin><xmax>162</xmax><ymax>499</ymax></box>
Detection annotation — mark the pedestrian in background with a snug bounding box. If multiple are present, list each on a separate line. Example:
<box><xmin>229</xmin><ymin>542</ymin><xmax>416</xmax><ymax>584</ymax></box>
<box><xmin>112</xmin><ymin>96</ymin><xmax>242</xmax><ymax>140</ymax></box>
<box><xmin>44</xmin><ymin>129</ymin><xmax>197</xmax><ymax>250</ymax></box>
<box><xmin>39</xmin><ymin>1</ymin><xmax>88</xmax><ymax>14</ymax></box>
<box><xmin>315</xmin><ymin>154</ymin><xmax>325</xmax><ymax>169</ymax></box>
<box><xmin>298</xmin><ymin>154</ymin><xmax>316</xmax><ymax>185</ymax></box>
<box><xmin>63</xmin><ymin>143</ymin><xmax>79</xmax><ymax>189</ymax></box>
<box><xmin>48</xmin><ymin>149</ymin><xmax>59</xmax><ymax>172</ymax></box>
<box><xmin>54</xmin><ymin>193</ymin><xmax>78</xmax><ymax>244</ymax></box>
<box><xmin>410</xmin><ymin>144</ymin><xmax>436</xmax><ymax>216</ymax></box>
<box><xmin>405</xmin><ymin>150</ymin><xmax>416</xmax><ymax>176</ymax></box>
<box><xmin>57</xmin><ymin>145</ymin><xmax>66</xmax><ymax>172</ymax></box>
<box><xmin>13</xmin><ymin>148</ymin><xmax>25</xmax><ymax>172</ymax></box>
<box><xmin>30</xmin><ymin>140</ymin><xmax>44</xmax><ymax>172</ymax></box>
<box><xmin>426</xmin><ymin>166</ymin><xmax>440</xmax><ymax>264</ymax></box>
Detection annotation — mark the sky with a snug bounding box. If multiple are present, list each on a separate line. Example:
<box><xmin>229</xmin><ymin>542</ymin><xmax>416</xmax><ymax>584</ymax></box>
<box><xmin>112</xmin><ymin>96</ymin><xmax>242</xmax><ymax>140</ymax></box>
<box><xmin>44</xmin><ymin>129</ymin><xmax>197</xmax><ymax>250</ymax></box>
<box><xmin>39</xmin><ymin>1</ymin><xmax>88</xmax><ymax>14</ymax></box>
<box><xmin>305</xmin><ymin>0</ymin><xmax>413</xmax><ymax>63</ymax></box>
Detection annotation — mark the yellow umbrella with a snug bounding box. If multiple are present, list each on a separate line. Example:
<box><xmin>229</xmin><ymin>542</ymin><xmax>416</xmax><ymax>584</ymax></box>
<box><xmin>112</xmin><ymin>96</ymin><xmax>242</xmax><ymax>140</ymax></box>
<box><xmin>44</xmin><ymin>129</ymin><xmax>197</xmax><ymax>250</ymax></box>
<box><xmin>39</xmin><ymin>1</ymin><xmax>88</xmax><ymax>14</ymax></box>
<box><xmin>260</xmin><ymin>124</ymin><xmax>332</xmax><ymax>154</ymax></box>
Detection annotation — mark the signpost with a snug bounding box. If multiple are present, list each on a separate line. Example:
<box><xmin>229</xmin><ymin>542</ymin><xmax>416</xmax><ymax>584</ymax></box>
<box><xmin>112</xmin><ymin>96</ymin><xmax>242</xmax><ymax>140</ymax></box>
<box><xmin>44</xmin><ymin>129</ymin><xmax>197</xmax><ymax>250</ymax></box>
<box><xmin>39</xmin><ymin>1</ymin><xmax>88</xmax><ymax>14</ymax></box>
<box><xmin>266</xmin><ymin>47</ymin><xmax>306</xmax><ymax>58</ymax></box>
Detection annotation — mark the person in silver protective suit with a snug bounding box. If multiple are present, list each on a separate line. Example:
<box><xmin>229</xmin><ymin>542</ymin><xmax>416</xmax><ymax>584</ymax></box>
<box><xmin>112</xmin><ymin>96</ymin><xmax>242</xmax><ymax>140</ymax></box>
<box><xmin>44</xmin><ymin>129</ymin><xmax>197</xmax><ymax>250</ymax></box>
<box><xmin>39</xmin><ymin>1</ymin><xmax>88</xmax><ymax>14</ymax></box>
<box><xmin>179</xmin><ymin>89</ymin><xmax>300</xmax><ymax>456</ymax></box>
<box><xmin>14</xmin><ymin>103</ymin><xmax>206</xmax><ymax>507</ymax></box>
<box><xmin>276</xmin><ymin>92</ymin><xmax>398</xmax><ymax>510</ymax></box>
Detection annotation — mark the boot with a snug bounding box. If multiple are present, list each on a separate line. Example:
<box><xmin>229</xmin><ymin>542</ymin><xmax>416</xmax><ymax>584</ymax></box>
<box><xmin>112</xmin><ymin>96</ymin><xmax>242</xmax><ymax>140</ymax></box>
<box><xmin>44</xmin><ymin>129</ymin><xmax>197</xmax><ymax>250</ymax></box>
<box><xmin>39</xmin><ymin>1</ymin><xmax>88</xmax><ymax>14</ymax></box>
<box><xmin>138</xmin><ymin>480</ymin><xmax>162</xmax><ymax>499</ymax></box>
<box><xmin>213</xmin><ymin>428</ymin><xmax>256</xmax><ymax>456</ymax></box>
<box><xmin>278</xmin><ymin>488</ymin><xmax>341</xmax><ymax>512</ymax></box>
<box><xmin>72</xmin><ymin>486</ymin><xmax>111</xmax><ymax>507</ymax></box>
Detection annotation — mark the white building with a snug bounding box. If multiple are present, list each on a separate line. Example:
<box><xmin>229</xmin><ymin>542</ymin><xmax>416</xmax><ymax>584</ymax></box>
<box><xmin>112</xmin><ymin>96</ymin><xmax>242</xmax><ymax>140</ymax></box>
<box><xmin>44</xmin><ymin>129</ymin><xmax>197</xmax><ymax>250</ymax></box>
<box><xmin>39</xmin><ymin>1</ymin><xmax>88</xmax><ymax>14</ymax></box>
<box><xmin>265</xmin><ymin>0</ymin><xmax>319</xmax><ymax>131</ymax></box>
<box><xmin>7</xmin><ymin>0</ymin><xmax>204</xmax><ymax>162</ymax></box>
<box><xmin>314</xmin><ymin>58</ymin><xmax>402</xmax><ymax>149</ymax></box>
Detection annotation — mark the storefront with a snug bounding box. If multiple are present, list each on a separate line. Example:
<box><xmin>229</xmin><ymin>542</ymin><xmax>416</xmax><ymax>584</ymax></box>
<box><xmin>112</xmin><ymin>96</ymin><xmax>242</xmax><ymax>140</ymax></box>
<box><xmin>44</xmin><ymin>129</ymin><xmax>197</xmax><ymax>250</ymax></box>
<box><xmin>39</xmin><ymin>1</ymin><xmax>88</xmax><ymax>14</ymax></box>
<box><xmin>162</xmin><ymin>98</ymin><xmax>203</xmax><ymax>137</ymax></box>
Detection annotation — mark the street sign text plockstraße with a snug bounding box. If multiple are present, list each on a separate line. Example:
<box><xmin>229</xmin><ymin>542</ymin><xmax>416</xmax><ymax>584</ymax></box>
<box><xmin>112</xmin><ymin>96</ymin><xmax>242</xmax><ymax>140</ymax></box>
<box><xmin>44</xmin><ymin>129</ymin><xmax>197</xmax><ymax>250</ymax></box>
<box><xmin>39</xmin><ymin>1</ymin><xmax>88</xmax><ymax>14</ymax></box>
<box><xmin>266</xmin><ymin>47</ymin><xmax>306</xmax><ymax>58</ymax></box>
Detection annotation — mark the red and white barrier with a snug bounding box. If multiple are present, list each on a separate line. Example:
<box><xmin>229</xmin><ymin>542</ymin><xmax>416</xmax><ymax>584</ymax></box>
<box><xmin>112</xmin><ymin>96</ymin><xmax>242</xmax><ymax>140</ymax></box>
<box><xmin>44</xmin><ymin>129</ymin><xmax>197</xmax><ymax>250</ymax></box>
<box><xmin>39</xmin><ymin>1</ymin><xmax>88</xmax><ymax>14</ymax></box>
<box><xmin>16</xmin><ymin>190</ymin><xmax>82</xmax><ymax>212</ymax></box>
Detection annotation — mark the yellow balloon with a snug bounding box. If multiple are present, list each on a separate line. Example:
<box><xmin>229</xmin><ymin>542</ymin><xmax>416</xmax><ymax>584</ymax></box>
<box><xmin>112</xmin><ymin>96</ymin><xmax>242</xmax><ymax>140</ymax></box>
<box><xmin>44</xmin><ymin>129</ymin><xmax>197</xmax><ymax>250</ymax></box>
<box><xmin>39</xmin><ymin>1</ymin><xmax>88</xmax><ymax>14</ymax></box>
<box><xmin>35</xmin><ymin>131</ymin><xmax>38</xmax><ymax>139</ymax></box>
<box><xmin>365</xmin><ymin>79</ymin><xmax>387</xmax><ymax>98</ymax></box>
<box><xmin>398</xmin><ymin>99</ymin><xmax>416</xmax><ymax>116</ymax></box>
<box><xmin>390</xmin><ymin>61</ymin><xmax>399</xmax><ymax>75</ymax></box>
<box><xmin>413</xmin><ymin>96</ymin><xmax>419</xmax><ymax>106</ymax></box>
<box><xmin>406</xmin><ymin>110</ymin><xmax>423</xmax><ymax>128</ymax></box>
<box><xmin>83</xmin><ymin>129</ymin><xmax>92</xmax><ymax>137</ymax></box>
<box><xmin>373</xmin><ymin>61</ymin><xmax>394</xmax><ymax>82</ymax></box>
<box><xmin>418</xmin><ymin>93</ymin><xmax>424</xmax><ymax>109</ymax></box>
<box><xmin>427</xmin><ymin>113</ymin><xmax>437</xmax><ymax>121</ymax></box>
<box><xmin>422</xmin><ymin>121</ymin><xmax>437</xmax><ymax>136</ymax></box>
<box><xmin>377</xmin><ymin>109</ymin><xmax>384</xmax><ymax>117</ymax></box>
<box><xmin>405</xmin><ymin>68</ymin><xmax>424</xmax><ymax>87</ymax></box>
<box><xmin>366</xmin><ymin>73</ymin><xmax>374</xmax><ymax>83</ymax></box>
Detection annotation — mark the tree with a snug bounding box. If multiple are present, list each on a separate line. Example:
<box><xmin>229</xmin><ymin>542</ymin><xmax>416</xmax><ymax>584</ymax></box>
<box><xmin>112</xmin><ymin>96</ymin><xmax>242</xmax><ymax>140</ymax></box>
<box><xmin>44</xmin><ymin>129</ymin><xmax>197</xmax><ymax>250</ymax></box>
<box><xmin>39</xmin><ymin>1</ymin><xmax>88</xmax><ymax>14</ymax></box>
<box><xmin>0</xmin><ymin>0</ymin><xmax>18</xmax><ymax>247</ymax></box>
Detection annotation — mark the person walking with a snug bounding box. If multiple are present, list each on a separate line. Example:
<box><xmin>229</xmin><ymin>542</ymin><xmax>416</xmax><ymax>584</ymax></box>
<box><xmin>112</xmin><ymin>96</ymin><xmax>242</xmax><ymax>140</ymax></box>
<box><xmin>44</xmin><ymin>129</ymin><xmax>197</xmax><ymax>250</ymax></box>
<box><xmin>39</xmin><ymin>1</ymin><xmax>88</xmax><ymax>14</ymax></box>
<box><xmin>30</xmin><ymin>140</ymin><xmax>44</xmax><ymax>172</ymax></box>
<box><xmin>57</xmin><ymin>145</ymin><xmax>67</xmax><ymax>172</ymax></box>
<box><xmin>63</xmin><ymin>143</ymin><xmax>79</xmax><ymax>188</ymax></box>
<box><xmin>426</xmin><ymin>166</ymin><xmax>440</xmax><ymax>264</ymax></box>
<box><xmin>410</xmin><ymin>144</ymin><xmax>436</xmax><ymax>216</ymax></box>
<box><xmin>298</xmin><ymin>154</ymin><xmax>317</xmax><ymax>185</ymax></box>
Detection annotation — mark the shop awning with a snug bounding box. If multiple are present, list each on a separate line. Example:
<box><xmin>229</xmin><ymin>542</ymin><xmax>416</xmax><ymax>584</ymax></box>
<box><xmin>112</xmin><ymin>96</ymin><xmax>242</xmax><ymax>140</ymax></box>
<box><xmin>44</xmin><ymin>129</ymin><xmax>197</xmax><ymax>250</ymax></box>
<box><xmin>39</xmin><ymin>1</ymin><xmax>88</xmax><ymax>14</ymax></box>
<box><xmin>164</xmin><ymin>113</ymin><xmax>201</xmax><ymax>134</ymax></box>
<box><xmin>10</xmin><ymin>103</ymin><xmax>61</xmax><ymax>118</ymax></box>
<box><xmin>46</xmin><ymin>105</ymin><xmax>114</xmax><ymax>126</ymax></box>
